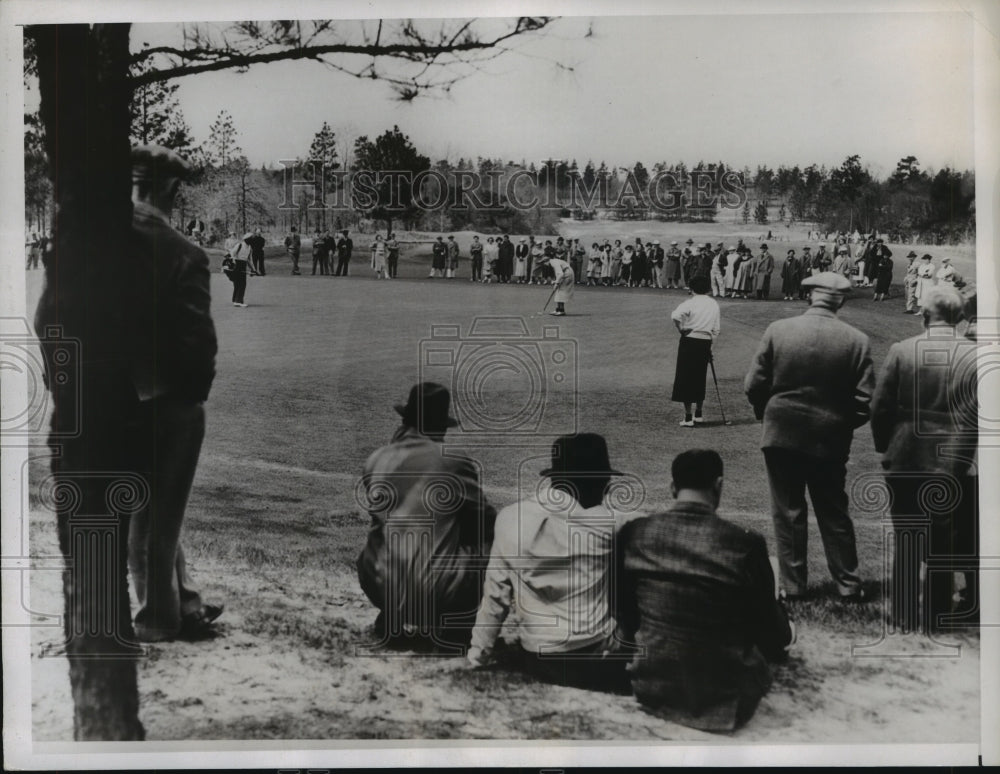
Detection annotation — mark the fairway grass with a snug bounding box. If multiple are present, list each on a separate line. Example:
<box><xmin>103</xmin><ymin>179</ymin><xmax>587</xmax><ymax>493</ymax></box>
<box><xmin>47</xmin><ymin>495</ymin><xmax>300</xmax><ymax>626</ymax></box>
<box><xmin>26</xmin><ymin>238</ymin><xmax>980</xmax><ymax>742</ymax></box>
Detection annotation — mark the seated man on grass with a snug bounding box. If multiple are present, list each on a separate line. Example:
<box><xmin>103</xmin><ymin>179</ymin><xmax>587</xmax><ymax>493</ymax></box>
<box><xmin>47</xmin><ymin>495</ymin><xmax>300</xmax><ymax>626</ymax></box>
<box><xmin>467</xmin><ymin>433</ymin><xmax>631</xmax><ymax>693</ymax></box>
<box><xmin>357</xmin><ymin>382</ymin><xmax>496</xmax><ymax>651</ymax></box>
<box><xmin>616</xmin><ymin>449</ymin><xmax>794</xmax><ymax>732</ymax></box>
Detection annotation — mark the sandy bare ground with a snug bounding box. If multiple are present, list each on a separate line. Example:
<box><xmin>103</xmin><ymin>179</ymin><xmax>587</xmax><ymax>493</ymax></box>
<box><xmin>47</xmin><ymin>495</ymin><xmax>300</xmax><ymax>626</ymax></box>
<box><xmin>29</xmin><ymin>507</ymin><xmax>979</xmax><ymax>743</ymax></box>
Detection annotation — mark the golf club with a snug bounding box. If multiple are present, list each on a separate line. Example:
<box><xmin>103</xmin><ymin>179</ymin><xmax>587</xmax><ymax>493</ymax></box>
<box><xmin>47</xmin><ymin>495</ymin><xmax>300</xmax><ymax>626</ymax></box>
<box><xmin>708</xmin><ymin>353</ymin><xmax>731</xmax><ymax>425</ymax></box>
<box><xmin>539</xmin><ymin>282</ymin><xmax>559</xmax><ymax>314</ymax></box>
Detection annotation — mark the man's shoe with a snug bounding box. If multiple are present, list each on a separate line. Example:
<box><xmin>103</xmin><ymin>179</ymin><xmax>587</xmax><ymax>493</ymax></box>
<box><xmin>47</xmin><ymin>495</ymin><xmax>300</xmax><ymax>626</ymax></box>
<box><xmin>679</xmin><ymin>419</ymin><xmax>695</xmax><ymax>428</ymax></box>
<box><xmin>840</xmin><ymin>588</ymin><xmax>867</xmax><ymax>604</ymax></box>
<box><xmin>693</xmin><ymin>415</ymin><xmax>704</xmax><ymax>424</ymax></box>
<box><xmin>178</xmin><ymin>604</ymin><xmax>224</xmax><ymax>641</ymax></box>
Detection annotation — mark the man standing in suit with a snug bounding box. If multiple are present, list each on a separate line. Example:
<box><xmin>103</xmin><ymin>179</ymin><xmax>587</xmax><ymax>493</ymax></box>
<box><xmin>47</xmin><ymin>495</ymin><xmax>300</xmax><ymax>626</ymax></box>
<box><xmin>429</xmin><ymin>235</ymin><xmax>447</xmax><ymax>278</ymax></box>
<box><xmin>246</xmin><ymin>227</ymin><xmax>267</xmax><ymax>276</ymax></box>
<box><xmin>334</xmin><ymin>229</ymin><xmax>353</xmax><ymax>276</ymax></box>
<box><xmin>871</xmin><ymin>287</ymin><xmax>979</xmax><ymax>632</ymax></box>
<box><xmin>357</xmin><ymin>383</ymin><xmax>496</xmax><ymax>649</ymax></box>
<box><xmin>744</xmin><ymin>272</ymin><xmax>873</xmax><ymax>600</ymax></box>
<box><xmin>127</xmin><ymin>145</ymin><xmax>223</xmax><ymax>641</ymax></box>
<box><xmin>616</xmin><ymin>449</ymin><xmax>794</xmax><ymax>732</ymax></box>
<box><xmin>498</xmin><ymin>234</ymin><xmax>515</xmax><ymax>284</ymax></box>
<box><xmin>284</xmin><ymin>226</ymin><xmax>301</xmax><ymax>275</ymax></box>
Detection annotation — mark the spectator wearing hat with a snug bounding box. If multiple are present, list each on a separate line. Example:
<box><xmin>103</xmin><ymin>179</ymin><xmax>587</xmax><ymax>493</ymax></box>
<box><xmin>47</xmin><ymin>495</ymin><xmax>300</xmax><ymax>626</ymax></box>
<box><xmin>866</xmin><ymin>239</ymin><xmax>889</xmax><ymax>287</ymax></box>
<box><xmin>615</xmin><ymin>449</ymin><xmax>794</xmax><ymax>732</ymax></box>
<box><xmin>483</xmin><ymin>236</ymin><xmax>499</xmax><ymax>283</ymax></box>
<box><xmin>814</xmin><ymin>243</ymin><xmax>831</xmax><ymax>273</ymax></box>
<box><xmin>665</xmin><ymin>241</ymin><xmax>682</xmax><ymax>288</ymax></box>
<box><xmin>744</xmin><ymin>272</ymin><xmax>873</xmax><ymax>601</ymax></box>
<box><xmin>650</xmin><ymin>240</ymin><xmax>666</xmax><ymax>288</ymax></box>
<box><xmin>903</xmin><ymin>251</ymin><xmax>920</xmax><ymax>313</ymax></box>
<box><xmin>284</xmin><ymin>226</ymin><xmax>301</xmax><ymax>275</ymax></box>
<box><xmin>229</xmin><ymin>232</ymin><xmax>253</xmax><ymax>305</ymax></box>
<box><xmin>469</xmin><ymin>235</ymin><xmax>484</xmax><ymax>282</ymax></box>
<box><xmin>468</xmin><ymin>433</ymin><xmax>630</xmax><ymax>693</ymax></box>
<box><xmin>445</xmin><ymin>234</ymin><xmax>460</xmax><ymax>279</ymax></box>
<box><xmin>514</xmin><ymin>237</ymin><xmax>529</xmax><ymax>283</ymax></box>
<box><xmin>873</xmin><ymin>247</ymin><xmax>894</xmax><ymax>301</ymax></box>
<box><xmin>797</xmin><ymin>247</ymin><xmax>814</xmax><ymax>299</ymax></box>
<box><xmin>670</xmin><ymin>275</ymin><xmax>721</xmax><ymax>426</ymax></box>
<box><xmin>832</xmin><ymin>246</ymin><xmax>852</xmax><ymax>280</ymax></box>
<box><xmin>935</xmin><ymin>257</ymin><xmax>957</xmax><ymax>289</ymax></box>
<box><xmin>357</xmin><ymin>383</ymin><xmax>496</xmax><ymax>649</ymax></box>
<box><xmin>528</xmin><ymin>237</ymin><xmax>542</xmax><ymax>284</ymax></box>
<box><xmin>871</xmin><ymin>287</ymin><xmax>979</xmax><ymax>632</ymax></box>
<box><xmin>620</xmin><ymin>244</ymin><xmax>634</xmax><ymax>287</ymax></box>
<box><xmin>572</xmin><ymin>238</ymin><xmax>587</xmax><ymax>284</ymax></box>
<box><xmin>429</xmin><ymin>235</ymin><xmax>447</xmax><ymax>279</ymax></box>
<box><xmin>371</xmin><ymin>233</ymin><xmax>388</xmax><ymax>279</ymax></box>
<box><xmin>334</xmin><ymin>229</ymin><xmax>353</xmax><ymax>276</ymax></box>
<box><xmin>246</xmin><ymin>227</ymin><xmax>267</xmax><ymax>276</ymax></box>
<box><xmin>126</xmin><ymin>144</ymin><xmax>223</xmax><ymax>641</ymax></box>
<box><xmin>754</xmin><ymin>244</ymin><xmax>774</xmax><ymax>300</ymax></box>
<box><xmin>709</xmin><ymin>244</ymin><xmax>728</xmax><ymax>297</ymax></box>
<box><xmin>498</xmin><ymin>234</ymin><xmax>515</xmax><ymax>283</ymax></box>
<box><xmin>587</xmin><ymin>241</ymin><xmax>603</xmax><ymax>286</ymax></box>
<box><xmin>780</xmin><ymin>249</ymin><xmax>801</xmax><ymax>301</ymax></box>
<box><xmin>915</xmin><ymin>254</ymin><xmax>936</xmax><ymax>308</ymax></box>
<box><xmin>732</xmin><ymin>248</ymin><xmax>752</xmax><ymax>299</ymax></box>
<box><xmin>386</xmin><ymin>232</ymin><xmax>400</xmax><ymax>278</ymax></box>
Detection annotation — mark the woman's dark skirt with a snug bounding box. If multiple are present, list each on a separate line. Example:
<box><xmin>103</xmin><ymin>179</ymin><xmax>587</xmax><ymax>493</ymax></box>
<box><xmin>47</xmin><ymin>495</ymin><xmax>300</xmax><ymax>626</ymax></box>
<box><xmin>671</xmin><ymin>336</ymin><xmax>712</xmax><ymax>403</ymax></box>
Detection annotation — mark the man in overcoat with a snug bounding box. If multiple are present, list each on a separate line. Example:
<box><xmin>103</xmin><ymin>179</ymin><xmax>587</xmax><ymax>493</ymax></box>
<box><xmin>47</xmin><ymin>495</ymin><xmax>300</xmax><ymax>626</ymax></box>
<box><xmin>744</xmin><ymin>272</ymin><xmax>873</xmax><ymax>600</ymax></box>
<box><xmin>871</xmin><ymin>287</ymin><xmax>979</xmax><ymax>632</ymax></box>
<box><xmin>126</xmin><ymin>145</ymin><xmax>223</xmax><ymax>641</ymax></box>
<box><xmin>358</xmin><ymin>383</ymin><xmax>496</xmax><ymax>648</ymax></box>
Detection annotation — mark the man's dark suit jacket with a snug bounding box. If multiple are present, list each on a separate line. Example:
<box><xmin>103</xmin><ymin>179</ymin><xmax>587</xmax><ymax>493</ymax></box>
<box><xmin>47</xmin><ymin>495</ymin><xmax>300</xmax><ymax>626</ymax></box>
<box><xmin>616</xmin><ymin>501</ymin><xmax>792</xmax><ymax>732</ymax></box>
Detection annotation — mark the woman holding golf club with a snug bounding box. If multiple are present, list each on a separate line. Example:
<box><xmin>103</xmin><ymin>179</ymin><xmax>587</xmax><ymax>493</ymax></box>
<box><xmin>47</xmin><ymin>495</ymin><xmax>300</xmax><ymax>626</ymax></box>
<box><xmin>670</xmin><ymin>274</ymin><xmax>721</xmax><ymax>427</ymax></box>
<box><xmin>539</xmin><ymin>253</ymin><xmax>575</xmax><ymax>316</ymax></box>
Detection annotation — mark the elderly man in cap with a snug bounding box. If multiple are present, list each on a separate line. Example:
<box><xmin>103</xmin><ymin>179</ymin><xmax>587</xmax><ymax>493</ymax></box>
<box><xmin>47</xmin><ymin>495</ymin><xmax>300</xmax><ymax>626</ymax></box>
<box><xmin>126</xmin><ymin>145</ymin><xmax>223</xmax><ymax>640</ymax></box>
<box><xmin>468</xmin><ymin>433</ymin><xmax>630</xmax><ymax>692</ymax></box>
<box><xmin>744</xmin><ymin>271</ymin><xmax>874</xmax><ymax>601</ymax></box>
<box><xmin>871</xmin><ymin>287</ymin><xmax>979</xmax><ymax>633</ymax></box>
<box><xmin>357</xmin><ymin>383</ymin><xmax>496</xmax><ymax>649</ymax></box>
<box><xmin>616</xmin><ymin>449</ymin><xmax>794</xmax><ymax>732</ymax></box>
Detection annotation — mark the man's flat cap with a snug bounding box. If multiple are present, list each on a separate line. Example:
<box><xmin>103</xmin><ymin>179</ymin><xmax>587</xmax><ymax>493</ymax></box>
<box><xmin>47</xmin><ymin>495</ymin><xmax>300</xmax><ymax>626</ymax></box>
<box><xmin>801</xmin><ymin>271</ymin><xmax>852</xmax><ymax>293</ymax></box>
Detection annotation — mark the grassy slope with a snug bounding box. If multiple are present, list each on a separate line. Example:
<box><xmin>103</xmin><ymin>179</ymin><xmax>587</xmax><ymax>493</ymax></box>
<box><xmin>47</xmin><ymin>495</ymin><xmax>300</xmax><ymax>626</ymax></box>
<box><xmin>27</xmin><ymin>221</ymin><xmax>980</xmax><ymax>742</ymax></box>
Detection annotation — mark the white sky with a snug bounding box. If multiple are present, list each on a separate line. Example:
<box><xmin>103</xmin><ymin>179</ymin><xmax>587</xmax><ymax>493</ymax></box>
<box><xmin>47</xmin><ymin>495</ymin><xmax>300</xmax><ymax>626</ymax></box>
<box><xmin>130</xmin><ymin>11</ymin><xmax>976</xmax><ymax>177</ymax></box>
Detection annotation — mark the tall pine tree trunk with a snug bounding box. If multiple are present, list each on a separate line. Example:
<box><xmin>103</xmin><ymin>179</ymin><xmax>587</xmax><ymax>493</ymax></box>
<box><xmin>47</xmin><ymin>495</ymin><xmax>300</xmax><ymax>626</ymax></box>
<box><xmin>32</xmin><ymin>23</ymin><xmax>144</xmax><ymax>741</ymax></box>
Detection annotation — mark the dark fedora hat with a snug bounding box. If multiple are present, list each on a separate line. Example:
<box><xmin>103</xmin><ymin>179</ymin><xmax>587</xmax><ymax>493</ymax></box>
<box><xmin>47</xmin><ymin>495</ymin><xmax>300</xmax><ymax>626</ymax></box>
<box><xmin>394</xmin><ymin>382</ymin><xmax>459</xmax><ymax>430</ymax></box>
<box><xmin>540</xmin><ymin>433</ymin><xmax>623</xmax><ymax>477</ymax></box>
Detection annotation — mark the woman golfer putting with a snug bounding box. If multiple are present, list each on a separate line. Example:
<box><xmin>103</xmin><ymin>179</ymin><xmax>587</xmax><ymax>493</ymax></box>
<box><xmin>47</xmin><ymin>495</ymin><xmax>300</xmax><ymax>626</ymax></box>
<box><xmin>538</xmin><ymin>253</ymin><xmax>575</xmax><ymax>316</ymax></box>
<box><xmin>670</xmin><ymin>275</ymin><xmax>721</xmax><ymax>426</ymax></box>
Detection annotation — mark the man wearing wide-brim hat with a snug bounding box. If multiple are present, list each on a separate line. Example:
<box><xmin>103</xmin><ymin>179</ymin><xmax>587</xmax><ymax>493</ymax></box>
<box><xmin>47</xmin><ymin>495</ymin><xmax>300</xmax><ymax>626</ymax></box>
<box><xmin>468</xmin><ymin>433</ymin><xmax>631</xmax><ymax>693</ymax></box>
<box><xmin>357</xmin><ymin>382</ymin><xmax>496</xmax><ymax>649</ymax></box>
<box><xmin>744</xmin><ymin>272</ymin><xmax>874</xmax><ymax>602</ymax></box>
<box><xmin>127</xmin><ymin>144</ymin><xmax>224</xmax><ymax>640</ymax></box>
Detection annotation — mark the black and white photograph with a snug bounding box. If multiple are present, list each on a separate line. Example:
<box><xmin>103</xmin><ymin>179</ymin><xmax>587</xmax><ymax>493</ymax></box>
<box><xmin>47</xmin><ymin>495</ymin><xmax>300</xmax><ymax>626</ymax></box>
<box><xmin>2</xmin><ymin>0</ymin><xmax>998</xmax><ymax>768</ymax></box>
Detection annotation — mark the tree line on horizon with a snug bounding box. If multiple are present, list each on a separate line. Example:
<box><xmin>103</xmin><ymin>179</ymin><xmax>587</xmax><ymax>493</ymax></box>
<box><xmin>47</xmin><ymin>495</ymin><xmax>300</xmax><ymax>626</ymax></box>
<box><xmin>24</xmin><ymin>67</ymin><xmax>974</xmax><ymax>247</ymax></box>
